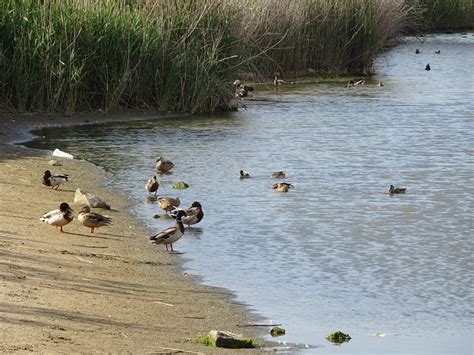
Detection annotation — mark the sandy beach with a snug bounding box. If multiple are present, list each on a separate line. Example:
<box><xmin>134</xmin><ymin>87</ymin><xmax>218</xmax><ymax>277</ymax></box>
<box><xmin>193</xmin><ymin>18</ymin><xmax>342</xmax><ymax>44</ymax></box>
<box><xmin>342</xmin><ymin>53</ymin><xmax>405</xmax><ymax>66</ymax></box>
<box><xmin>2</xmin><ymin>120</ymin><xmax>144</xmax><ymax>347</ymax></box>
<box><xmin>0</xmin><ymin>113</ymin><xmax>264</xmax><ymax>353</ymax></box>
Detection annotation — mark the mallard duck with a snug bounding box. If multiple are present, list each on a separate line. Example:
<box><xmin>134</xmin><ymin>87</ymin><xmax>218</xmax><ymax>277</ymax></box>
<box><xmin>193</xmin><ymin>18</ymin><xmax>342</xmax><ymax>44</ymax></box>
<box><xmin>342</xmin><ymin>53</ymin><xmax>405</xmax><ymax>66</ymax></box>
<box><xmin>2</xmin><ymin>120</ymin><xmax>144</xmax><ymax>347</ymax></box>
<box><xmin>171</xmin><ymin>201</ymin><xmax>204</xmax><ymax>227</ymax></box>
<box><xmin>347</xmin><ymin>79</ymin><xmax>365</xmax><ymax>87</ymax></box>
<box><xmin>40</xmin><ymin>202</ymin><xmax>74</xmax><ymax>233</ymax></box>
<box><xmin>273</xmin><ymin>73</ymin><xmax>285</xmax><ymax>86</ymax></box>
<box><xmin>78</xmin><ymin>206</ymin><xmax>112</xmax><ymax>233</ymax></box>
<box><xmin>240</xmin><ymin>170</ymin><xmax>250</xmax><ymax>179</ymax></box>
<box><xmin>425</xmin><ymin>63</ymin><xmax>431</xmax><ymax>71</ymax></box>
<box><xmin>434</xmin><ymin>50</ymin><xmax>441</xmax><ymax>54</ymax></box>
<box><xmin>271</xmin><ymin>171</ymin><xmax>286</xmax><ymax>179</ymax></box>
<box><xmin>43</xmin><ymin>170</ymin><xmax>69</xmax><ymax>190</ymax></box>
<box><xmin>233</xmin><ymin>80</ymin><xmax>254</xmax><ymax>98</ymax></box>
<box><xmin>156</xmin><ymin>157</ymin><xmax>174</xmax><ymax>172</ymax></box>
<box><xmin>272</xmin><ymin>182</ymin><xmax>294</xmax><ymax>192</ymax></box>
<box><xmin>158</xmin><ymin>197</ymin><xmax>180</xmax><ymax>214</ymax></box>
<box><xmin>145</xmin><ymin>175</ymin><xmax>159</xmax><ymax>196</ymax></box>
<box><xmin>389</xmin><ymin>185</ymin><xmax>407</xmax><ymax>194</ymax></box>
<box><xmin>415</xmin><ymin>49</ymin><xmax>420</xmax><ymax>54</ymax></box>
<box><xmin>150</xmin><ymin>210</ymin><xmax>186</xmax><ymax>252</ymax></box>
<box><xmin>378</xmin><ymin>81</ymin><xmax>384</xmax><ymax>87</ymax></box>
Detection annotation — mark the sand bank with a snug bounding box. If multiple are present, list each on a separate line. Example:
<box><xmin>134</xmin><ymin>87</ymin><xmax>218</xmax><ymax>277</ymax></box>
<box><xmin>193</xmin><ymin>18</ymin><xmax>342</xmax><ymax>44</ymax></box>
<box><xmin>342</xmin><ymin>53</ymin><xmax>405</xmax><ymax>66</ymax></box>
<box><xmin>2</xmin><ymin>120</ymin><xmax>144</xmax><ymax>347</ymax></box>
<box><xmin>0</xmin><ymin>113</ymin><xmax>265</xmax><ymax>353</ymax></box>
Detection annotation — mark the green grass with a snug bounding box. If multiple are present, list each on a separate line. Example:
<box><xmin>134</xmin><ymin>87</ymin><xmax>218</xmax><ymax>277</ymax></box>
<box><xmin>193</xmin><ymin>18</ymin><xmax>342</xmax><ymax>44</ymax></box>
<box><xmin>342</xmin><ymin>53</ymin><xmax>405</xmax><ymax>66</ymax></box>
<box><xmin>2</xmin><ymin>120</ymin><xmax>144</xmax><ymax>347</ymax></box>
<box><xmin>0</xmin><ymin>0</ymin><xmax>441</xmax><ymax>114</ymax></box>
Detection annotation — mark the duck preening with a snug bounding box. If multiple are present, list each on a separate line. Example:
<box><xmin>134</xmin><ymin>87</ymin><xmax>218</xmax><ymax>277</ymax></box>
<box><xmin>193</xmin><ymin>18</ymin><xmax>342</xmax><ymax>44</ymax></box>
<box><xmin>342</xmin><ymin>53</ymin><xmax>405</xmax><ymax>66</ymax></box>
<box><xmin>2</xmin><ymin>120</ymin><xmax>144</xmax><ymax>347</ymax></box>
<box><xmin>145</xmin><ymin>175</ymin><xmax>159</xmax><ymax>196</ymax></box>
<box><xmin>150</xmin><ymin>210</ymin><xmax>186</xmax><ymax>252</ymax></box>
<box><xmin>43</xmin><ymin>170</ymin><xmax>69</xmax><ymax>190</ymax></box>
<box><xmin>158</xmin><ymin>197</ymin><xmax>181</xmax><ymax>214</ymax></box>
<box><xmin>78</xmin><ymin>206</ymin><xmax>112</xmax><ymax>233</ymax></box>
<box><xmin>171</xmin><ymin>201</ymin><xmax>204</xmax><ymax>227</ymax></box>
<box><xmin>40</xmin><ymin>202</ymin><xmax>74</xmax><ymax>233</ymax></box>
<box><xmin>240</xmin><ymin>170</ymin><xmax>250</xmax><ymax>179</ymax></box>
<box><xmin>156</xmin><ymin>157</ymin><xmax>174</xmax><ymax>172</ymax></box>
<box><xmin>272</xmin><ymin>182</ymin><xmax>294</xmax><ymax>192</ymax></box>
<box><xmin>389</xmin><ymin>185</ymin><xmax>407</xmax><ymax>194</ymax></box>
<box><xmin>271</xmin><ymin>171</ymin><xmax>286</xmax><ymax>179</ymax></box>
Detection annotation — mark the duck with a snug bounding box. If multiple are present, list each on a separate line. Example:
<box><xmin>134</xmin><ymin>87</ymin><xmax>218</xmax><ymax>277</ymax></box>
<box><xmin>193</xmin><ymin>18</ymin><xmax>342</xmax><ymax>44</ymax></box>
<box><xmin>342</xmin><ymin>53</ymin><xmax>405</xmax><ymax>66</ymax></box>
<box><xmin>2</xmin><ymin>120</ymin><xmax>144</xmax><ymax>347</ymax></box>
<box><xmin>240</xmin><ymin>170</ymin><xmax>250</xmax><ymax>179</ymax></box>
<box><xmin>78</xmin><ymin>206</ymin><xmax>112</xmax><ymax>233</ymax></box>
<box><xmin>271</xmin><ymin>171</ymin><xmax>286</xmax><ymax>179</ymax></box>
<box><xmin>171</xmin><ymin>201</ymin><xmax>204</xmax><ymax>227</ymax></box>
<box><xmin>378</xmin><ymin>81</ymin><xmax>384</xmax><ymax>87</ymax></box>
<box><xmin>273</xmin><ymin>73</ymin><xmax>285</xmax><ymax>86</ymax></box>
<box><xmin>415</xmin><ymin>49</ymin><xmax>420</xmax><ymax>54</ymax></box>
<box><xmin>389</xmin><ymin>185</ymin><xmax>407</xmax><ymax>194</ymax></box>
<box><xmin>272</xmin><ymin>182</ymin><xmax>294</xmax><ymax>192</ymax></box>
<box><xmin>434</xmin><ymin>50</ymin><xmax>441</xmax><ymax>54</ymax></box>
<box><xmin>347</xmin><ymin>79</ymin><xmax>365</xmax><ymax>87</ymax></box>
<box><xmin>40</xmin><ymin>202</ymin><xmax>74</xmax><ymax>233</ymax></box>
<box><xmin>150</xmin><ymin>210</ymin><xmax>186</xmax><ymax>252</ymax></box>
<box><xmin>145</xmin><ymin>175</ymin><xmax>159</xmax><ymax>196</ymax></box>
<box><xmin>156</xmin><ymin>157</ymin><xmax>174</xmax><ymax>172</ymax></box>
<box><xmin>425</xmin><ymin>63</ymin><xmax>431</xmax><ymax>71</ymax></box>
<box><xmin>233</xmin><ymin>80</ymin><xmax>254</xmax><ymax>98</ymax></box>
<box><xmin>42</xmin><ymin>170</ymin><xmax>69</xmax><ymax>190</ymax></box>
<box><xmin>158</xmin><ymin>197</ymin><xmax>181</xmax><ymax>214</ymax></box>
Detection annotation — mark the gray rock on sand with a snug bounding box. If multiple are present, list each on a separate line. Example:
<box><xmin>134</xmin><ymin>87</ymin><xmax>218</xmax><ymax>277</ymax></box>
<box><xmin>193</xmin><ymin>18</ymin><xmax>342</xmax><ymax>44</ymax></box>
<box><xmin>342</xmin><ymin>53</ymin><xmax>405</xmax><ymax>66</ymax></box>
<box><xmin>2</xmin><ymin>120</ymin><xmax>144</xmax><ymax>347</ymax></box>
<box><xmin>208</xmin><ymin>330</ymin><xmax>255</xmax><ymax>349</ymax></box>
<box><xmin>74</xmin><ymin>188</ymin><xmax>110</xmax><ymax>209</ymax></box>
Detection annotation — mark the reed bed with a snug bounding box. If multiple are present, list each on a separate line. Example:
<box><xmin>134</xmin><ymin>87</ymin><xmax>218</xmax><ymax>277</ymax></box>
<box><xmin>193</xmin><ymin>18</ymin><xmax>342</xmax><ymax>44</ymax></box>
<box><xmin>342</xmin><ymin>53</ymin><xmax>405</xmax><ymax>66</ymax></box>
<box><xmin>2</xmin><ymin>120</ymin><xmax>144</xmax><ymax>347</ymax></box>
<box><xmin>0</xmin><ymin>0</ymin><xmax>424</xmax><ymax>113</ymax></box>
<box><xmin>410</xmin><ymin>0</ymin><xmax>474</xmax><ymax>31</ymax></box>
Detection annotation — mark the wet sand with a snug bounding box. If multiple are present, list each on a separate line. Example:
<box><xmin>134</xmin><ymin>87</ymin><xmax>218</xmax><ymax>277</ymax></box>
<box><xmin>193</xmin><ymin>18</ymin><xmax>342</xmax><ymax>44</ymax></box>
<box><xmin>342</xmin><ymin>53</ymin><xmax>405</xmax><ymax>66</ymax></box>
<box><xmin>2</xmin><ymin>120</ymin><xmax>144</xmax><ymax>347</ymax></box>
<box><xmin>0</xmin><ymin>113</ymin><xmax>264</xmax><ymax>353</ymax></box>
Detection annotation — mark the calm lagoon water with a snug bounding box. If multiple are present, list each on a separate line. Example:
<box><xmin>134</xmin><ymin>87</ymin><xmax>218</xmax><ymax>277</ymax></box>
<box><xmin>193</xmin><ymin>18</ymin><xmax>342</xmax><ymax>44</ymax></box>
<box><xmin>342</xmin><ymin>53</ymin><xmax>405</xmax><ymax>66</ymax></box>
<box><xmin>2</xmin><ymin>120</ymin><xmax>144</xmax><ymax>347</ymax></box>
<box><xmin>25</xmin><ymin>34</ymin><xmax>473</xmax><ymax>354</ymax></box>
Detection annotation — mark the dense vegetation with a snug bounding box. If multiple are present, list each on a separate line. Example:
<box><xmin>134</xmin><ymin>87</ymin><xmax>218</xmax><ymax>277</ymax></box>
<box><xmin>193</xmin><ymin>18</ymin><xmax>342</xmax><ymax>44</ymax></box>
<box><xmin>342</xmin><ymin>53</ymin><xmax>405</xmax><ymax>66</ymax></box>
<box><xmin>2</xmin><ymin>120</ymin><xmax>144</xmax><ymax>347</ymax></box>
<box><xmin>0</xmin><ymin>0</ymin><xmax>471</xmax><ymax>114</ymax></box>
<box><xmin>411</xmin><ymin>0</ymin><xmax>474</xmax><ymax>31</ymax></box>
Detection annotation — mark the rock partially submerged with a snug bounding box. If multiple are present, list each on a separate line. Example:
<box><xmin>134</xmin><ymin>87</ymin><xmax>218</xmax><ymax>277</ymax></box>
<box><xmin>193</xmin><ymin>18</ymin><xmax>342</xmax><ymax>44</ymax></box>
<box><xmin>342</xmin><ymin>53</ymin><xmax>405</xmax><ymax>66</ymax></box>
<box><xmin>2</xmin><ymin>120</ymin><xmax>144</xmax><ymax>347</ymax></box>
<box><xmin>270</xmin><ymin>326</ymin><xmax>286</xmax><ymax>337</ymax></box>
<box><xmin>325</xmin><ymin>331</ymin><xmax>351</xmax><ymax>344</ymax></box>
<box><xmin>206</xmin><ymin>330</ymin><xmax>255</xmax><ymax>349</ymax></box>
<box><xmin>171</xmin><ymin>181</ymin><xmax>189</xmax><ymax>189</ymax></box>
<box><xmin>74</xmin><ymin>188</ymin><xmax>110</xmax><ymax>209</ymax></box>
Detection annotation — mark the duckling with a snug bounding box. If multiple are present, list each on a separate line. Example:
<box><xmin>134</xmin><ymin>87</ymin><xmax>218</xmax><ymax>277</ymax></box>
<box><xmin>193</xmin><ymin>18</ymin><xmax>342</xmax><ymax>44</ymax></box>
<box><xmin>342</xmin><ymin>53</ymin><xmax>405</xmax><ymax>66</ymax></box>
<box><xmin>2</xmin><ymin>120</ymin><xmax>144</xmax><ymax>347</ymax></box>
<box><xmin>389</xmin><ymin>185</ymin><xmax>407</xmax><ymax>194</ymax></box>
<box><xmin>150</xmin><ymin>210</ymin><xmax>186</xmax><ymax>252</ymax></box>
<box><xmin>171</xmin><ymin>201</ymin><xmax>204</xmax><ymax>227</ymax></box>
<box><xmin>240</xmin><ymin>170</ymin><xmax>250</xmax><ymax>179</ymax></box>
<box><xmin>42</xmin><ymin>170</ymin><xmax>69</xmax><ymax>190</ymax></box>
<box><xmin>78</xmin><ymin>206</ymin><xmax>112</xmax><ymax>233</ymax></box>
<box><xmin>271</xmin><ymin>171</ymin><xmax>286</xmax><ymax>179</ymax></box>
<box><xmin>158</xmin><ymin>197</ymin><xmax>181</xmax><ymax>214</ymax></box>
<box><xmin>40</xmin><ymin>202</ymin><xmax>74</xmax><ymax>233</ymax></box>
<box><xmin>425</xmin><ymin>63</ymin><xmax>431</xmax><ymax>71</ymax></box>
<box><xmin>156</xmin><ymin>156</ymin><xmax>174</xmax><ymax>172</ymax></box>
<box><xmin>272</xmin><ymin>182</ymin><xmax>294</xmax><ymax>193</ymax></box>
<box><xmin>145</xmin><ymin>175</ymin><xmax>159</xmax><ymax>196</ymax></box>
<box><xmin>273</xmin><ymin>73</ymin><xmax>285</xmax><ymax>86</ymax></box>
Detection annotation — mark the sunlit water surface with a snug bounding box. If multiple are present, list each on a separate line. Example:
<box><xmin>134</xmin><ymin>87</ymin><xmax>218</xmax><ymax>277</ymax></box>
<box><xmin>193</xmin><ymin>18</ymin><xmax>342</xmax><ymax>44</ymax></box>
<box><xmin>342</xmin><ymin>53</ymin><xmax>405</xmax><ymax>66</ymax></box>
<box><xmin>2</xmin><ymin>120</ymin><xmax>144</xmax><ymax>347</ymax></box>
<box><xmin>25</xmin><ymin>34</ymin><xmax>473</xmax><ymax>354</ymax></box>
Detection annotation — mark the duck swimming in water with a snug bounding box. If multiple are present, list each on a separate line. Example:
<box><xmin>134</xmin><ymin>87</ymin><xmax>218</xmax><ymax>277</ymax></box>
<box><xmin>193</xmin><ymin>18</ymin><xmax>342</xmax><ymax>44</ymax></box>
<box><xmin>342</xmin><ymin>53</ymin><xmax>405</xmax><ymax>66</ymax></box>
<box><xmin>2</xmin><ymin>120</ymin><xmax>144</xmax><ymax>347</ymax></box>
<box><xmin>272</xmin><ymin>182</ymin><xmax>294</xmax><ymax>192</ymax></box>
<box><xmin>40</xmin><ymin>202</ymin><xmax>74</xmax><ymax>233</ymax></box>
<box><xmin>389</xmin><ymin>185</ymin><xmax>407</xmax><ymax>194</ymax></box>
<box><xmin>271</xmin><ymin>171</ymin><xmax>286</xmax><ymax>179</ymax></box>
<box><xmin>240</xmin><ymin>170</ymin><xmax>250</xmax><ymax>179</ymax></box>
<box><xmin>42</xmin><ymin>170</ymin><xmax>69</xmax><ymax>190</ymax></box>
<box><xmin>150</xmin><ymin>210</ymin><xmax>186</xmax><ymax>252</ymax></box>
<box><xmin>156</xmin><ymin>157</ymin><xmax>174</xmax><ymax>172</ymax></box>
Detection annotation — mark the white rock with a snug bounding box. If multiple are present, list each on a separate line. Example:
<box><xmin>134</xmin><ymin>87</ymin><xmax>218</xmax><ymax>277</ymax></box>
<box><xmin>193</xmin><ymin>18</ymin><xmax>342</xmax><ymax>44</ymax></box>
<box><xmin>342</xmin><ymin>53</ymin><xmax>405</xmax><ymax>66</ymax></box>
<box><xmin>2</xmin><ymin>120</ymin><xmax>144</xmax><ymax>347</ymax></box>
<box><xmin>74</xmin><ymin>188</ymin><xmax>110</xmax><ymax>209</ymax></box>
<box><xmin>52</xmin><ymin>149</ymin><xmax>74</xmax><ymax>159</ymax></box>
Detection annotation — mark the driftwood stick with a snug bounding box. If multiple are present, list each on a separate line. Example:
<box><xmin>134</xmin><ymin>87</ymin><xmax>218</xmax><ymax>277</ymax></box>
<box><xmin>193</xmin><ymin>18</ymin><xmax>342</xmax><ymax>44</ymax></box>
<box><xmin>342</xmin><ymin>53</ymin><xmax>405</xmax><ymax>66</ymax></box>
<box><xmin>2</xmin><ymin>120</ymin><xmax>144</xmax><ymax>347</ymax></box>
<box><xmin>236</xmin><ymin>323</ymin><xmax>282</xmax><ymax>327</ymax></box>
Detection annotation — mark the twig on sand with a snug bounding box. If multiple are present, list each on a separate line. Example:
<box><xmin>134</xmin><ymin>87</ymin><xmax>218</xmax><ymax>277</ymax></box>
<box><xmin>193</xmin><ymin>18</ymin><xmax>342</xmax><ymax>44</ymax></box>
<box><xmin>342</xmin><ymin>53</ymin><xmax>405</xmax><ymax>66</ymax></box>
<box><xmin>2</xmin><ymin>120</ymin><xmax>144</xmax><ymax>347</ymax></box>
<box><xmin>236</xmin><ymin>323</ymin><xmax>282</xmax><ymax>327</ymax></box>
<box><xmin>74</xmin><ymin>256</ymin><xmax>94</xmax><ymax>264</ymax></box>
<box><xmin>152</xmin><ymin>300</ymin><xmax>174</xmax><ymax>307</ymax></box>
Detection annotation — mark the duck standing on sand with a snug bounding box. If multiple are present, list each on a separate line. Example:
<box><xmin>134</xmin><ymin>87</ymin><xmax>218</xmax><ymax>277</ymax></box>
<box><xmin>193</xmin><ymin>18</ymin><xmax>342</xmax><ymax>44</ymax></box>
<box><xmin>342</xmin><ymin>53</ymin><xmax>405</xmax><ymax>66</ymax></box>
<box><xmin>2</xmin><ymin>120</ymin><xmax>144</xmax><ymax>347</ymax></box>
<box><xmin>240</xmin><ymin>170</ymin><xmax>250</xmax><ymax>179</ymax></box>
<box><xmin>43</xmin><ymin>170</ymin><xmax>69</xmax><ymax>190</ymax></box>
<box><xmin>78</xmin><ymin>206</ymin><xmax>112</xmax><ymax>233</ymax></box>
<box><xmin>145</xmin><ymin>175</ymin><xmax>159</xmax><ymax>196</ymax></box>
<box><xmin>158</xmin><ymin>197</ymin><xmax>181</xmax><ymax>214</ymax></box>
<box><xmin>171</xmin><ymin>202</ymin><xmax>204</xmax><ymax>227</ymax></box>
<box><xmin>272</xmin><ymin>182</ymin><xmax>294</xmax><ymax>193</ymax></box>
<box><xmin>40</xmin><ymin>202</ymin><xmax>74</xmax><ymax>233</ymax></box>
<box><xmin>389</xmin><ymin>185</ymin><xmax>407</xmax><ymax>194</ymax></box>
<box><xmin>156</xmin><ymin>157</ymin><xmax>174</xmax><ymax>173</ymax></box>
<box><xmin>150</xmin><ymin>210</ymin><xmax>186</xmax><ymax>252</ymax></box>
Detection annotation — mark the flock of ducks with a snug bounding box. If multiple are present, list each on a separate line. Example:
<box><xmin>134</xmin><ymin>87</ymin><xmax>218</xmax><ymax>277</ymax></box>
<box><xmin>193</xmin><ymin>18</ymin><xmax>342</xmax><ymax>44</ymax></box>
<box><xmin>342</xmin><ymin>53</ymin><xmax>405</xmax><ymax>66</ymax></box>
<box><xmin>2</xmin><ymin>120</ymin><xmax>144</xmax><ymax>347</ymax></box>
<box><xmin>40</xmin><ymin>170</ymin><xmax>113</xmax><ymax>234</ymax></box>
<box><xmin>146</xmin><ymin>157</ymin><xmax>204</xmax><ymax>252</ymax></box>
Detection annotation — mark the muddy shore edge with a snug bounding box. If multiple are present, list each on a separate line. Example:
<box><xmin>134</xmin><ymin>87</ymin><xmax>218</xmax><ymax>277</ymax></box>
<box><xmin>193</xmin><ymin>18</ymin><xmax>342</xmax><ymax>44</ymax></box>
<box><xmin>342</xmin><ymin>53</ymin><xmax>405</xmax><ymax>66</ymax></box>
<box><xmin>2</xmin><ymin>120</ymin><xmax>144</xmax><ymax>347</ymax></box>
<box><xmin>0</xmin><ymin>112</ymin><xmax>268</xmax><ymax>353</ymax></box>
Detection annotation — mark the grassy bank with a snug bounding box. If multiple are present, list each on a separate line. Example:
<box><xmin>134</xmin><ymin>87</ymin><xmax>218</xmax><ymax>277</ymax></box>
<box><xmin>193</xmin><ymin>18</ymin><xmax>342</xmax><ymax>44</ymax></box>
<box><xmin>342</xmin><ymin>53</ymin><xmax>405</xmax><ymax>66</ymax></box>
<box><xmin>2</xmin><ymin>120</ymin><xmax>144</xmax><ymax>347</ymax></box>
<box><xmin>0</xmin><ymin>0</ymin><xmax>460</xmax><ymax>114</ymax></box>
<box><xmin>410</xmin><ymin>0</ymin><xmax>474</xmax><ymax>31</ymax></box>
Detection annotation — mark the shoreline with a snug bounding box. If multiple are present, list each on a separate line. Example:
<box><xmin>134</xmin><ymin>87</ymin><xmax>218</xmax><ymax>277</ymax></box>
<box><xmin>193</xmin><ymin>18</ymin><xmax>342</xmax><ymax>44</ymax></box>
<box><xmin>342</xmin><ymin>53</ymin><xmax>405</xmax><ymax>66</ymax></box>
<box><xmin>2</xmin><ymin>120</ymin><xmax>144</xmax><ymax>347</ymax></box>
<box><xmin>0</xmin><ymin>113</ymin><xmax>267</xmax><ymax>353</ymax></box>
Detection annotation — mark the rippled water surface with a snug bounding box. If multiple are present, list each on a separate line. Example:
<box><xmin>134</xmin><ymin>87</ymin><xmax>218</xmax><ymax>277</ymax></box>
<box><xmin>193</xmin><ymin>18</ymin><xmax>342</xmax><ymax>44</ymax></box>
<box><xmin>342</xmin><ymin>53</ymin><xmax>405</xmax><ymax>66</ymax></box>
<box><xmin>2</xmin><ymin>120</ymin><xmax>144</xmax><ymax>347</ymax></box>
<box><xmin>26</xmin><ymin>34</ymin><xmax>473</xmax><ymax>354</ymax></box>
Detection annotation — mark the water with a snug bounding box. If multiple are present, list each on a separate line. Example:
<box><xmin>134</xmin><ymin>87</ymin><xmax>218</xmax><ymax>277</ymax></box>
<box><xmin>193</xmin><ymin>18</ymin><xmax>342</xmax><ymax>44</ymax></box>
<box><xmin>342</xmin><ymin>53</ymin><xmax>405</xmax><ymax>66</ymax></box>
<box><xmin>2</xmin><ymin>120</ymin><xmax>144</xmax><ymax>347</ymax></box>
<box><xmin>25</xmin><ymin>34</ymin><xmax>474</xmax><ymax>354</ymax></box>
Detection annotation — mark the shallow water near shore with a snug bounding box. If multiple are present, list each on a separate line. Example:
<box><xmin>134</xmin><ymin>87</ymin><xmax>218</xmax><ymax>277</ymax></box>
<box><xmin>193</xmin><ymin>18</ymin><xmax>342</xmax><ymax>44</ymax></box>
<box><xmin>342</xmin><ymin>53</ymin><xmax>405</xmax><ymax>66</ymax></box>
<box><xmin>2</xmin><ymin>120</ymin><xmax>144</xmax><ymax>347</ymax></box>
<box><xmin>25</xmin><ymin>34</ymin><xmax>473</xmax><ymax>354</ymax></box>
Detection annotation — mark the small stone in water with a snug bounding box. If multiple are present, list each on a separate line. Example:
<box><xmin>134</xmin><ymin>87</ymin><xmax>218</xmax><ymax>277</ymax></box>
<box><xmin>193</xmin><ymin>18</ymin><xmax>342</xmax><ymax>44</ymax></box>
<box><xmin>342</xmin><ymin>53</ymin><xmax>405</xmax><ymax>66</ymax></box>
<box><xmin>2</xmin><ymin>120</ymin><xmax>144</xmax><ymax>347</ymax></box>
<box><xmin>325</xmin><ymin>331</ymin><xmax>351</xmax><ymax>344</ymax></box>
<box><xmin>270</xmin><ymin>326</ymin><xmax>286</xmax><ymax>337</ymax></box>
